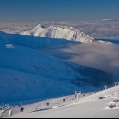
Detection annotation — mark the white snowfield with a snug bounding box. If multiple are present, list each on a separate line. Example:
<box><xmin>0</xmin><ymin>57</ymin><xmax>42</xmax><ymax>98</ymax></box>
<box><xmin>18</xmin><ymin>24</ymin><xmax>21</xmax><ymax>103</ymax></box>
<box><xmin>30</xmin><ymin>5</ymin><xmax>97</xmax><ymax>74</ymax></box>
<box><xmin>20</xmin><ymin>24</ymin><xmax>95</xmax><ymax>43</ymax></box>
<box><xmin>8</xmin><ymin>86</ymin><xmax>119</xmax><ymax>118</ymax></box>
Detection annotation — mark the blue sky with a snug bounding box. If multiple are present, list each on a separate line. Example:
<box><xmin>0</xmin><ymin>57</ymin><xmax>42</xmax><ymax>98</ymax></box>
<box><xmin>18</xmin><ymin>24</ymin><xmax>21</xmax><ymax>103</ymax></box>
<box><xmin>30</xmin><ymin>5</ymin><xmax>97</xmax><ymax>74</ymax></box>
<box><xmin>0</xmin><ymin>0</ymin><xmax>119</xmax><ymax>22</ymax></box>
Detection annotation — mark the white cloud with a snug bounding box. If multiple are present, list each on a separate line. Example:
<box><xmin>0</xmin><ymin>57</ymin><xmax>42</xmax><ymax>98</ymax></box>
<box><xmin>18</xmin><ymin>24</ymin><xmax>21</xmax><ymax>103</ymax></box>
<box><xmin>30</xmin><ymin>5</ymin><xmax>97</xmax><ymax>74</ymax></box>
<box><xmin>41</xmin><ymin>42</ymin><xmax>119</xmax><ymax>78</ymax></box>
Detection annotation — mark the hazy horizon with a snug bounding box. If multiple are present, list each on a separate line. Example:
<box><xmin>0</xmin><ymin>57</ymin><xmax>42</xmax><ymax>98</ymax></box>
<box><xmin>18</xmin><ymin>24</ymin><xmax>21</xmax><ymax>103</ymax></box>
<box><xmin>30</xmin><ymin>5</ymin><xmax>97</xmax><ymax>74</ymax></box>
<box><xmin>0</xmin><ymin>0</ymin><xmax>119</xmax><ymax>22</ymax></box>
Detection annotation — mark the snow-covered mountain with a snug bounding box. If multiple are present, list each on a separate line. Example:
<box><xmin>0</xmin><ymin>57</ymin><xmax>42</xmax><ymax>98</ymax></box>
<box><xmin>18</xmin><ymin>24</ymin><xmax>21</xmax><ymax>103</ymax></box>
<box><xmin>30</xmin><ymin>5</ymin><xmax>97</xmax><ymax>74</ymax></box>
<box><xmin>0</xmin><ymin>31</ymin><xmax>78</xmax><ymax>49</ymax></box>
<box><xmin>0</xmin><ymin>29</ymin><xmax>111</xmax><ymax>52</ymax></box>
<box><xmin>20</xmin><ymin>24</ymin><xmax>95</xmax><ymax>43</ymax></box>
<box><xmin>0</xmin><ymin>27</ymin><xmax>114</xmax><ymax>106</ymax></box>
<box><xmin>0</xmin><ymin>38</ymin><xmax>112</xmax><ymax>104</ymax></box>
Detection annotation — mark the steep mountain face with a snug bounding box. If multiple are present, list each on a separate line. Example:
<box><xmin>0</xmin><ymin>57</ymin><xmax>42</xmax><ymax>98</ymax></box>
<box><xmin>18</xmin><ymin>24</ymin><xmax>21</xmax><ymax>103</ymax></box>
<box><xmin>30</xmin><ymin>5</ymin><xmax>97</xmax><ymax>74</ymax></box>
<box><xmin>20</xmin><ymin>24</ymin><xmax>95</xmax><ymax>43</ymax></box>
<box><xmin>0</xmin><ymin>41</ymin><xmax>112</xmax><ymax>103</ymax></box>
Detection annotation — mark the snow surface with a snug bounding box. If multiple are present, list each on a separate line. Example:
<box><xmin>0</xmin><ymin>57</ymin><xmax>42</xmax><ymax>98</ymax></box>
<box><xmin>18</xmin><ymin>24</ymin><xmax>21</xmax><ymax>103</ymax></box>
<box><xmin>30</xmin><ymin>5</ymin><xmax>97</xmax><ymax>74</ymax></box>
<box><xmin>3</xmin><ymin>85</ymin><xmax>119</xmax><ymax>118</ymax></box>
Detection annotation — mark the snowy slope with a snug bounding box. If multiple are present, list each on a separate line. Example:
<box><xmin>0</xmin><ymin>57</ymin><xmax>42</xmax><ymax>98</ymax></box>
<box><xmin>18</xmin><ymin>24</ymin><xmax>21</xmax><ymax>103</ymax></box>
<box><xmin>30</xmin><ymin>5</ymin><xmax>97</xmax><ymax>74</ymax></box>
<box><xmin>0</xmin><ymin>30</ymin><xmax>78</xmax><ymax>49</ymax></box>
<box><xmin>0</xmin><ymin>29</ymin><xmax>111</xmax><ymax>53</ymax></box>
<box><xmin>0</xmin><ymin>40</ymin><xmax>112</xmax><ymax>104</ymax></box>
<box><xmin>20</xmin><ymin>24</ymin><xmax>95</xmax><ymax>43</ymax></box>
<box><xmin>7</xmin><ymin>85</ymin><xmax>119</xmax><ymax>118</ymax></box>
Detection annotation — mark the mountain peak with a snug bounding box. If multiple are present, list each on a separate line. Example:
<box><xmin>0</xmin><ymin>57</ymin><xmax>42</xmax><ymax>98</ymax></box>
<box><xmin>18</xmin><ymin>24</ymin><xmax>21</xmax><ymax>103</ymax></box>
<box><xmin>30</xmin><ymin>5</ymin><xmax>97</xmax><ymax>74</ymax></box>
<box><xmin>35</xmin><ymin>24</ymin><xmax>45</xmax><ymax>29</ymax></box>
<box><xmin>20</xmin><ymin>24</ymin><xmax>95</xmax><ymax>43</ymax></box>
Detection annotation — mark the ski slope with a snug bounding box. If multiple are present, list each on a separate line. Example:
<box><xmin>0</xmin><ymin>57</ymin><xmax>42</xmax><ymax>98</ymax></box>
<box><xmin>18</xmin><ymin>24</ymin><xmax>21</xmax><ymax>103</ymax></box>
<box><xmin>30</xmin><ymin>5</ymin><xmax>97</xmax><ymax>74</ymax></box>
<box><xmin>6</xmin><ymin>85</ymin><xmax>119</xmax><ymax>118</ymax></box>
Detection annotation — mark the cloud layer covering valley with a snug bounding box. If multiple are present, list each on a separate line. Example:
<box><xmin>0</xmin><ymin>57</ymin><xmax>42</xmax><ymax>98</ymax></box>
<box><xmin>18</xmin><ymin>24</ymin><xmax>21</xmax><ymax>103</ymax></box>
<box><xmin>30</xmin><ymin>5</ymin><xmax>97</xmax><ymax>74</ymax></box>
<box><xmin>0</xmin><ymin>20</ymin><xmax>119</xmax><ymax>39</ymax></box>
<box><xmin>41</xmin><ymin>42</ymin><xmax>119</xmax><ymax>80</ymax></box>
